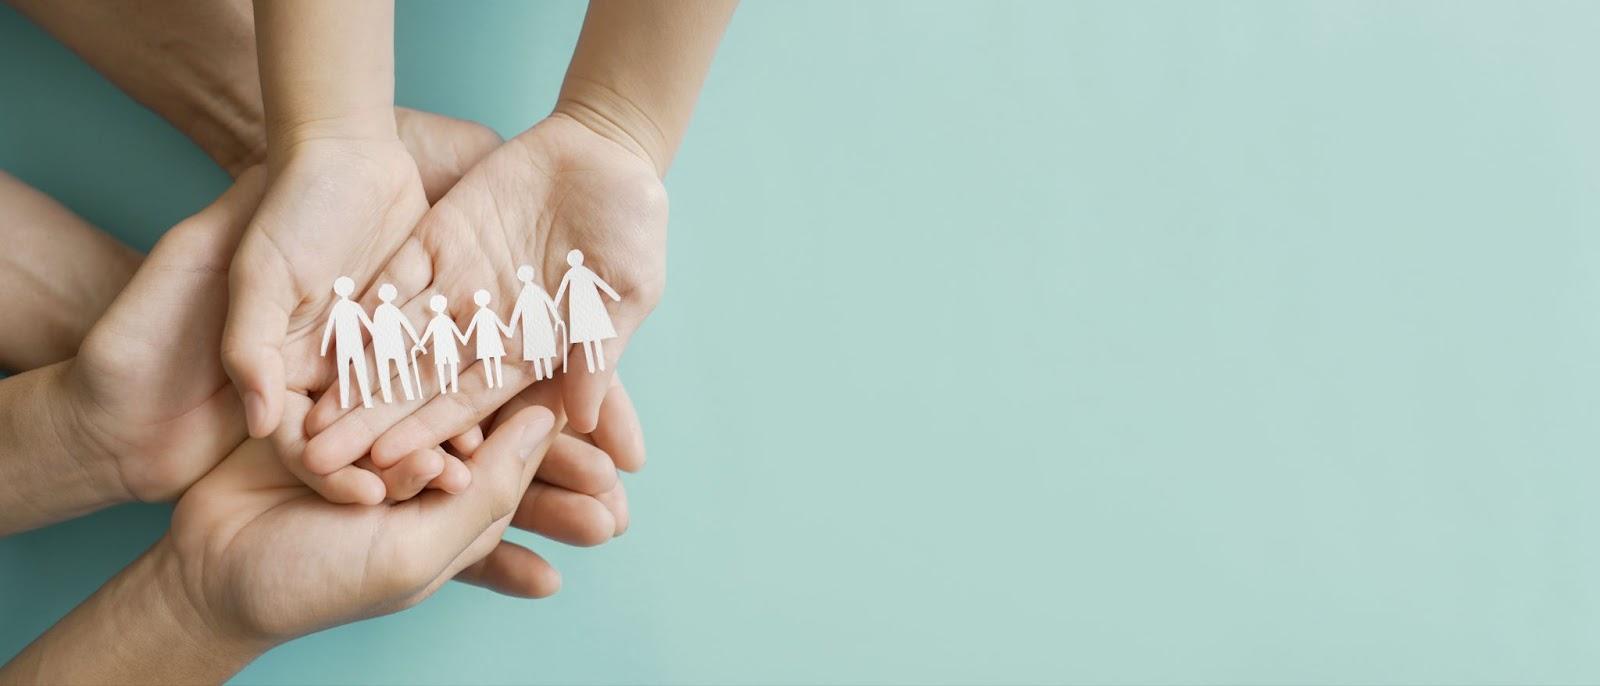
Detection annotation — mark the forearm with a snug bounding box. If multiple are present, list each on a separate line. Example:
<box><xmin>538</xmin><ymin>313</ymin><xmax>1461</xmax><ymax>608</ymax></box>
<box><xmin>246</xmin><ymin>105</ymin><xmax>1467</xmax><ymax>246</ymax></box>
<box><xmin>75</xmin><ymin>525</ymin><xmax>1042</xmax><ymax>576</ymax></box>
<box><xmin>7</xmin><ymin>0</ymin><xmax>266</xmax><ymax>176</ymax></box>
<box><xmin>555</xmin><ymin>0</ymin><xmax>737</xmax><ymax>177</ymax></box>
<box><xmin>0</xmin><ymin>536</ymin><xmax>268</xmax><ymax>685</ymax></box>
<box><xmin>0</xmin><ymin>173</ymin><xmax>141</xmax><ymax>371</ymax></box>
<box><xmin>0</xmin><ymin>364</ymin><xmax>131</xmax><ymax>536</ymax></box>
<box><xmin>253</xmin><ymin>0</ymin><xmax>397</xmax><ymax>158</ymax></box>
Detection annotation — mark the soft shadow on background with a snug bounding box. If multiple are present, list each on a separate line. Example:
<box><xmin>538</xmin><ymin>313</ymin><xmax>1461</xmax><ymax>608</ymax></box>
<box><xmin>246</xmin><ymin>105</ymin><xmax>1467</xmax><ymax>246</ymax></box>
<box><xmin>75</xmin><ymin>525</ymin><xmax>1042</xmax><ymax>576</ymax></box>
<box><xmin>7</xmin><ymin>1</ymin><xmax>1600</xmax><ymax>683</ymax></box>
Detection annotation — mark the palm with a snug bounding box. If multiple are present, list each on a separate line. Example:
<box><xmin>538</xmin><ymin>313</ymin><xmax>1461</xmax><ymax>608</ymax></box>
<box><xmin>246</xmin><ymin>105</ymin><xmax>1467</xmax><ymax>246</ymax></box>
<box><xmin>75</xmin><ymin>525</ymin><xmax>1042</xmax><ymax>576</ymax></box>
<box><xmin>170</xmin><ymin>432</ymin><xmax>517</xmax><ymax>640</ymax></box>
<box><xmin>305</xmin><ymin>115</ymin><xmax>667</xmax><ymax>469</ymax></box>
<box><xmin>169</xmin><ymin>397</ymin><xmax>582</xmax><ymax>643</ymax></box>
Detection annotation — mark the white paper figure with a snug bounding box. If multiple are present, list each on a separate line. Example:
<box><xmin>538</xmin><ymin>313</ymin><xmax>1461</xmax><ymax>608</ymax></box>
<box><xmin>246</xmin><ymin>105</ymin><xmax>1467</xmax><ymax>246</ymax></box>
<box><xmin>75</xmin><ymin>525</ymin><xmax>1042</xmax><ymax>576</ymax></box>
<box><xmin>415</xmin><ymin>294</ymin><xmax>468</xmax><ymax>394</ymax></box>
<box><xmin>370</xmin><ymin>283</ymin><xmax>424</xmax><ymax>403</ymax></box>
<box><xmin>320</xmin><ymin>276</ymin><xmax>375</xmax><ymax>409</ymax></box>
<box><xmin>508</xmin><ymin>265</ymin><xmax>565</xmax><ymax>381</ymax></box>
<box><xmin>463</xmin><ymin>289</ymin><xmax>515</xmax><ymax>389</ymax></box>
<box><xmin>555</xmin><ymin>249</ymin><xmax>622</xmax><ymax>373</ymax></box>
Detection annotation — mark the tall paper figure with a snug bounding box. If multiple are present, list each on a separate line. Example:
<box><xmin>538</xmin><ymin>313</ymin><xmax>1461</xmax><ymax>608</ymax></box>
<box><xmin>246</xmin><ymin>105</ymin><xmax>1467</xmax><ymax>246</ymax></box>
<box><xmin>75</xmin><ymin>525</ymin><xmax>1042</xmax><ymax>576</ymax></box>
<box><xmin>555</xmin><ymin>249</ymin><xmax>622</xmax><ymax>373</ymax></box>
<box><xmin>370</xmin><ymin>283</ymin><xmax>424</xmax><ymax>403</ymax></box>
<box><xmin>416</xmin><ymin>294</ymin><xmax>468</xmax><ymax>394</ymax></box>
<box><xmin>508</xmin><ymin>265</ymin><xmax>565</xmax><ymax>381</ymax></box>
<box><xmin>463</xmin><ymin>289</ymin><xmax>515</xmax><ymax>389</ymax></box>
<box><xmin>319</xmin><ymin>276</ymin><xmax>375</xmax><ymax>409</ymax></box>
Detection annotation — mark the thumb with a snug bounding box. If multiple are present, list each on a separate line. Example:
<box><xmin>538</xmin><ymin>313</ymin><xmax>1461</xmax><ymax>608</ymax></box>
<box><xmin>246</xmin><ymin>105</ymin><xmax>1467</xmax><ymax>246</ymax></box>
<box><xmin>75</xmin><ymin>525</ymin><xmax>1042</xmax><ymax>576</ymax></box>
<box><xmin>221</xmin><ymin>235</ymin><xmax>296</xmax><ymax>438</ymax></box>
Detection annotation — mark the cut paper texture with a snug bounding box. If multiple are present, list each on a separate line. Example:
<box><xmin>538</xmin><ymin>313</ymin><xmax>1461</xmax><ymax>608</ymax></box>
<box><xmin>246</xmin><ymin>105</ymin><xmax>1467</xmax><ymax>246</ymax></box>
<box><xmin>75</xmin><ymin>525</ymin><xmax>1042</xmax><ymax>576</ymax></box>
<box><xmin>318</xmin><ymin>257</ymin><xmax>620</xmax><ymax>409</ymax></box>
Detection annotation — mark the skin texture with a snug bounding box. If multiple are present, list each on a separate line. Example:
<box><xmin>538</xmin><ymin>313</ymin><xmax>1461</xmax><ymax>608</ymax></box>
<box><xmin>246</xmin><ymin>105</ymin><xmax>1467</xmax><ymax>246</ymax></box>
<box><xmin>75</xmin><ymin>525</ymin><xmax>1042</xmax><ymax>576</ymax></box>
<box><xmin>0</xmin><ymin>172</ymin><xmax>140</xmax><ymax>371</ymax></box>
<box><xmin>297</xmin><ymin>0</ymin><xmax>736</xmax><ymax>478</ymax></box>
<box><xmin>0</xmin><ymin>397</ymin><xmax>628</xmax><ymax>685</ymax></box>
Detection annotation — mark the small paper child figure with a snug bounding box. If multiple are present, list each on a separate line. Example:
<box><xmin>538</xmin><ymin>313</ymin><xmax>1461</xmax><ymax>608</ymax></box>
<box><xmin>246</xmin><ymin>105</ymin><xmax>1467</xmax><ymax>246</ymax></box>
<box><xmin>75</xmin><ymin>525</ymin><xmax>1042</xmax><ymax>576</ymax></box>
<box><xmin>463</xmin><ymin>289</ymin><xmax>515</xmax><ymax>389</ymax></box>
<box><xmin>508</xmin><ymin>265</ymin><xmax>564</xmax><ymax>381</ymax></box>
<box><xmin>555</xmin><ymin>249</ymin><xmax>622</xmax><ymax>373</ymax></box>
<box><xmin>415</xmin><ymin>294</ymin><xmax>468</xmax><ymax>394</ymax></box>
<box><xmin>319</xmin><ymin>276</ymin><xmax>375</xmax><ymax>409</ymax></box>
<box><xmin>370</xmin><ymin>283</ymin><xmax>424</xmax><ymax>403</ymax></box>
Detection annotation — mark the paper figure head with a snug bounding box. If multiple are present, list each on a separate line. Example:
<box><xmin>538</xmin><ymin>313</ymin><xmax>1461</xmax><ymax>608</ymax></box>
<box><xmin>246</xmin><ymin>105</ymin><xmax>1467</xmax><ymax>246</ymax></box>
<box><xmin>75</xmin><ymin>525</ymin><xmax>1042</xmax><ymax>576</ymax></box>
<box><xmin>473</xmin><ymin>289</ymin><xmax>492</xmax><ymax>307</ymax></box>
<box><xmin>333</xmin><ymin>276</ymin><xmax>355</xmax><ymax>298</ymax></box>
<box><xmin>378</xmin><ymin>283</ymin><xmax>398</xmax><ymax>302</ymax></box>
<box><xmin>517</xmin><ymin>264</ymin><xmax>535</xmax><ymax>283</ymax></box>
<box><xmin>429</xmin><ymin>294</ymin><xmax>448</xmax><ymax>313</ymax></box>
<box><xmin>566</xmin><ymin>249</ymin><xmax>584</xmax><ymax>267</ymax></box>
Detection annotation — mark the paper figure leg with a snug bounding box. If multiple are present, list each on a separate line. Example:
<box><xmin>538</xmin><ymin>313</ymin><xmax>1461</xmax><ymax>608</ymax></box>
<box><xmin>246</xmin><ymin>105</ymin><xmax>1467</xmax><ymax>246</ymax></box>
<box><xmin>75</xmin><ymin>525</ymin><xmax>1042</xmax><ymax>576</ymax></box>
<box><xmin>435</xmin><ymin>364</ymin><xmax>447</xmax><ymax>394</ymax></box>
<box><xmin>582</xmin><ymin>341</ymin><xmax>597</xmax><ymax>373</ymax></box>
<box><xmin>338</xmin><ymin>360</ymin><xmax>352</xmax><ymax>409</ymax></box>
<box><xmin>393</xmin><ymin>359</ymin><xmax>416</xmax><ymax>401</ymax></box>
<box><xmin>351</xmin><ymin>354</ymin><xmax>374</xmax><ymax>409</ymax></box>
<box><xmin>376</xmin><ymin>358</ymin><xmax>396</xmax><ymax>404</ymax></box>
<box><xmin>481</xmin><ymin>360</ymin><xmax>494</xmax><ymax>385</ymax></box>
<box><xmin>449</xmin><ymin>362</ymin><xmax>460</xmax><ymax>393</ymax></box>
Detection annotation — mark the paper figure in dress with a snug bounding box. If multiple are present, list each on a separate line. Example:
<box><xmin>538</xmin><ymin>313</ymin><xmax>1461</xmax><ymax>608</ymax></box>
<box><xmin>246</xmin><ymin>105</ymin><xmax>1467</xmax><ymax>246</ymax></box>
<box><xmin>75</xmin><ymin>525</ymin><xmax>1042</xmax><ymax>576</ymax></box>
<box><xmin>554</xmin><ymin>249</ymin><xmax>622</xmax><ymax>374</ymax></box>
<box><xmin>369</xmin><ymin>283</ymin><xmax>425</xmax><ymax>403</ymax></box>
<box><xmin>319</xmin><ymin>276</ymin><xmax>375</xmax><ymax>409</ymax></box>
<box><xmin>463</xmin><ymin>289</ymin><xmax>516</xmax><ymax>389</ymax></box>
<box><xmin>508</xmin><ymin>264</ymin><xmax>566</xmax><ymax>380</ymax></box>
<box><xmin>415</xmin><ymin>294</ymin><xmax>469</xmax><ymax>394</ymax></box>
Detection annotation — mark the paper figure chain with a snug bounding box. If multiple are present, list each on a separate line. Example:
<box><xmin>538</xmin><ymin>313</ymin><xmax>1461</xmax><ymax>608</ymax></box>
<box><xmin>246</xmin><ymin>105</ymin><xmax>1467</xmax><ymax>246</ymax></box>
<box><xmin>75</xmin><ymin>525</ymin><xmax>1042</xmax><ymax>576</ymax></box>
<box><xmin>320</xmin><ymin>250</ymin><xmax>622</xmax><ymax>409</ymax></box>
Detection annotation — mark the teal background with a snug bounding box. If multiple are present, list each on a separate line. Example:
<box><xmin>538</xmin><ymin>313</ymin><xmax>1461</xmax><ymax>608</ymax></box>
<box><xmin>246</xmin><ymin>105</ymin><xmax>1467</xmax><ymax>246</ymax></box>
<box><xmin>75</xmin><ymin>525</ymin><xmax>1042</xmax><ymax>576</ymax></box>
<box><xmin>5</xmin><ymin>0</ymin><xmax>1600</xmax><ymax>683</ymax></box>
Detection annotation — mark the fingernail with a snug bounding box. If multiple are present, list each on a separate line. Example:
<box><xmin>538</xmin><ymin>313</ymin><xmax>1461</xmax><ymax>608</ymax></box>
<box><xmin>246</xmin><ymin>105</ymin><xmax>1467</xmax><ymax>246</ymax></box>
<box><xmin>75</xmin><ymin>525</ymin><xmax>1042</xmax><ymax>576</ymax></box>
<box><xmin>244</xmin><ymin>391</ymin><xmax>267</xmax><ymax>437</ymax></box>
<box><xmin>518</xmin><ymin>413</ymin><xmax>554</xmax><ymax>460</ymax></box>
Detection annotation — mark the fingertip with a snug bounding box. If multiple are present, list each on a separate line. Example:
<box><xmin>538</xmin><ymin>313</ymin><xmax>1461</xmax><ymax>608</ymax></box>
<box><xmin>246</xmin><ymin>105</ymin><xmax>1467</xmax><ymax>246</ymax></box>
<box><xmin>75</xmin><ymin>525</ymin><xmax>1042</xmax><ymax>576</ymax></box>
<box><xmin>244</xmin><ymin>390</ymin><xmax>273</xmax><ymax>438</ymax></box>
<box><xmin>434</xmin><ymin>457</ymin><xmax>472</xmax><ymax>493</ymax></box>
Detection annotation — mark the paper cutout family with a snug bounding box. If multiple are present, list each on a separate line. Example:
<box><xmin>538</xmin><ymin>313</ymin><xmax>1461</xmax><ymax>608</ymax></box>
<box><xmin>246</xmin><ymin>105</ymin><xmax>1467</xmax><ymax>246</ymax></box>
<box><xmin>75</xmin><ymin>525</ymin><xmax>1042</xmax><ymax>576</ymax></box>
<box><xmin>320</xmin><ymin>249</ymin><xmax>622</xmax><ymax>409</ymax></box>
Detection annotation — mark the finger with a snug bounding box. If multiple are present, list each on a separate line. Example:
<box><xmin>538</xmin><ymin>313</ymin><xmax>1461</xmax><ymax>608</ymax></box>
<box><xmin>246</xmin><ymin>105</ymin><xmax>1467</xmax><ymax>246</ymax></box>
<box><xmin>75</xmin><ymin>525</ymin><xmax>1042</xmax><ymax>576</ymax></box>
<box><xmin>448</xmin><ymin>425</ymin><xmax>484</xmax><ymax>456</ymax></box>
<box><xmin>597</xmin><ymin>478</ymin><xmax>630</xmax><ymax>536</ymax></box>
<box><xmin>368</xmin><ymin>359</ymin><xmax>534</xmax><ymax>467</ymax></box>
<box><xmin>560</xmin><ymin>325</ymin><xmax>637</xmax><ymax>434</ymax></box>
<box><xmin>509</xmin><ymin>481</ymin><xmax>615</xmax><ymax>547</ymax></box>
<box><xmin>415</xmin><ymin>406</ymin><xmax>556</xmax><ymax>547</ymax></box>
<box><xmin>453</xmin><ymin>541</ymin><xmax>562</xmax><ymax>599</ymax></box>
<box><xmin>426</xmin><ymin>453</ymin><xmax>473</xmax><ymax>494</ymax></box>
<box><xmin>588</xmin><ymin>374</ymin><xmax>646</xmax><ymax>472</ymax></box>
<box><xmin>222</xmin><ymin>231</ymin><xmax>297</xmax><ymax>439</ymax></box>
<box><xmin>272</xmin><ymin>392</ymin><xmax>387</xmax><ymax>505</ymax></box>
<box><xmin>293</xmin><ymin>462</ymin><xmax>387</xmax><ymax>505</ymax></box>
<box><xmin>538</xmin><ymin>433</ymin><xmax>619</xmax><ymax>496</ymax></box>
<box><xmin>365</xmin><ymin>450</ymin><xmax>445</xmax><ymax>502</ymax></box>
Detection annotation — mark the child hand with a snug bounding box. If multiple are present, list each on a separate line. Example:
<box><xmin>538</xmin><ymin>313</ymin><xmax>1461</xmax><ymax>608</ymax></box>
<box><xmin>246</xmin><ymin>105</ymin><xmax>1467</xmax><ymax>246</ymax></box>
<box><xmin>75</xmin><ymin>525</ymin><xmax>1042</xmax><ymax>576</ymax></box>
<box><xmin>297</xmin><ymin>114</ymin><xmax>665</xmax><ymax>479</ymax></box>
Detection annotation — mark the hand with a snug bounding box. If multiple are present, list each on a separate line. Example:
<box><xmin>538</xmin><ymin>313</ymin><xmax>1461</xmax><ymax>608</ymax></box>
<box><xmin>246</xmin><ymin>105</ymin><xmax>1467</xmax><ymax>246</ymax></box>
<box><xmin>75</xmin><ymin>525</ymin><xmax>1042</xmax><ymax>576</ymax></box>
<box><xmin>300</xmin><ymin>113</ymin><xmax>666</xmax><ymax>477</ymax></box>
<box><xmin>224</xmin><ymin>110</ymin><xmax>512</xmax><ymax>503</ymax></box>
<box><xmin>166</xmin><ymin>384</ymin><xmax>626</xmax><ymax>646</ymax></box>
<box><xmin>63</xmin><ymin>110</ymin><xmax>506</xmax><ymax>505</ymax></box>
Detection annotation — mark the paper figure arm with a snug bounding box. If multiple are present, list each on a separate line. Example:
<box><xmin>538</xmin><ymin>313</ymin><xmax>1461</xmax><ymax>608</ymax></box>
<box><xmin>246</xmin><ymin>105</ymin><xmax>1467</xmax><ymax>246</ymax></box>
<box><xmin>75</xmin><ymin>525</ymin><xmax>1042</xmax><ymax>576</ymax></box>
<box><xmin>319</xmin><ymin>311</ymin><xmax>337</xmax><ymax>356</ymax></box>
<box><xmin>400</xmin><ymin>315</ymin><xmax>423</xmax><ymax>348</ymax></box>
<box><xmin>413</xmin><ymin>321</ymin><xmax>435</xmax><ymax>354</ymax></box>
<box><xmin>554</xmin><ymin>273</ymin><xmax>571</xmax><ymax>306</ymax></box>
<box><xmin>506</xmin><ymin>297</ymin><xmax>524</xmax><ymax>331</ymax></box>
<box><xmin>593</xmin><ymin>272</ymin><xmax>622</xmax><ymax>302</ymax></box>
<box><xmin>453</xmin><ymin>318</ymin><xmax>471</xmax><ymax>345</ymax></box>
<box><xmin>543</xmin><ymin>292</ymin><xmax>563</xmax><ymax>324</ymax></box>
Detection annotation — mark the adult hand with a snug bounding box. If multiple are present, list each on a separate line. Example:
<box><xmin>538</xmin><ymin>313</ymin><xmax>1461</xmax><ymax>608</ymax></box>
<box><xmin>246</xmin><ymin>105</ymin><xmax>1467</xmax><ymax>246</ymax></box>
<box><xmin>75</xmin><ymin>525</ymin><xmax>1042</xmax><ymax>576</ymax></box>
<box><xmin>0</xmin><ymin>389</ymin><xmax>628</xmax><ymax>684</ymax></box>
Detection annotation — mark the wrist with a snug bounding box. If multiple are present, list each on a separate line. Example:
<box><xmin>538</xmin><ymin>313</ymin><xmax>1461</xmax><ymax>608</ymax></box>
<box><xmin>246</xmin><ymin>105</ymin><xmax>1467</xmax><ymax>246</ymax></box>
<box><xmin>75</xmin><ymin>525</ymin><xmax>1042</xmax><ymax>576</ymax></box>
<box><xmin>0</xmin><ymin>537</ymin><xmax>271</xmax><ymax>685</ymax></box>
<box><xmin>267</xmin><ymin>107</ymin><xmax>400</xmax><ymax>171</ymax></box>
<box><xmin>553</xmin><ymin>82</ymin><xmax>670</xmax><ymax>178</ymax></box>
<box><xmin>0</xmin><ymin>363</ymin><xmax>133</xmax><ymax>536</ymax></box>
